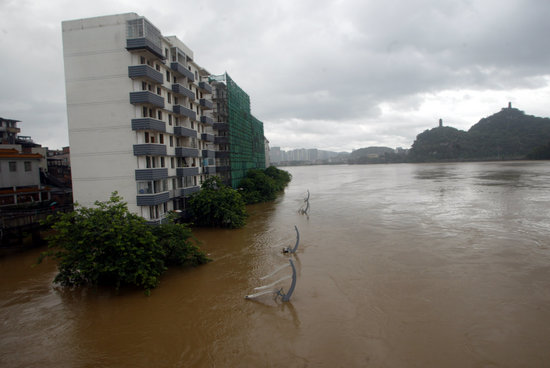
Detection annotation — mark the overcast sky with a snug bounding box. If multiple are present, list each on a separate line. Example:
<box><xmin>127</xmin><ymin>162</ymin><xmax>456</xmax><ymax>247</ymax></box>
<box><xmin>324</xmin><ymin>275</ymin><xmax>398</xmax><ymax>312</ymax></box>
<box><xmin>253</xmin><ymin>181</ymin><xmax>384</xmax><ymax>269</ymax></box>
<box><xmin>1</xmin><ymin>0</ymin><xmax>550</xmax><ymax>152</ymax></box>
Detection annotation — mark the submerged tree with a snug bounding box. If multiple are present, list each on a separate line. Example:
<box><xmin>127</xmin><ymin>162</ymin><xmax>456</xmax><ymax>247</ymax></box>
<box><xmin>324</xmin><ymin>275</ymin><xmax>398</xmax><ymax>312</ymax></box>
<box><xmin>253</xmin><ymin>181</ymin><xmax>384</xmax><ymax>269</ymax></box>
<box><xmin>188</xmin><ymin>176</ymin><xmax>248</xmax><ymax>228</ymax></box>
<box><xmin>239</xmin><ymin>166</ymin><xmax>292</xmax><ymax>204</ymax></box>
<box><xmin>39</xmin><ymin>192</ymin><xmax>209</xmax><ymax>293</ymax></box>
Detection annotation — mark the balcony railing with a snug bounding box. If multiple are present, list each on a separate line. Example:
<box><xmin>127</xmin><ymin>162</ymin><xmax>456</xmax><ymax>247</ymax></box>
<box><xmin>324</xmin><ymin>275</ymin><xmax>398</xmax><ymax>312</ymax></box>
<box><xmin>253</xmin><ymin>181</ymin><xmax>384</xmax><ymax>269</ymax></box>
<box><xmin>215</xmin><ymin>150</ymin><xmax>230</xmax><ymax>159</ymax></box>
<box><xmin>215</xmin><ymin>136</ymin><xmax>229</xmax><ymax>145</ymax></box>
<box><xmin>131</xmin><ymin>118</ymin><xmax>166</xmax><ymax>132</ymax></box>
<box><xmin>199</xmin><ymin>99</ymin><xmax>213</xmax><ymax>110</ymax></box>
<box><xmin>198</xmin><ymin>81</ymin><xmax>213</xmax><ymax>94</ymax></box>
<box><xmin>172</xmin><ymin>84</ymin><xmax>195</xmax><ymax>100</ymax></box>
<box><xmin>130</xmin><ymin>91</ymin><xmax>165</xmax><ymax>109</ymax></box>
<box><xmin>203</xmin><ymin>166</ymin><xmax>216</xmax><ymax>175</ymax></box>
<box><xmin>176</xmin><ymin>167</ymin><xmax>199</xmax><ymax>177</ymax></box>
<box><xmin>200</xmin><ymin>134</ymin><xmax>215</xmax><ymax>143</ymax></box>
<box><xmin>170</xmin><ymin>62</ymin><xmax>195</xmax><ymax>82</ymax></box>
<box><xmin>213</xmin><ymin>122</ymin><xmax>229</xmax><ymax>131</ymax></box>
<box><xmin>173</xmin><ymin>126</ymin><xmax>197</xmax><ymax>138</ymax></box>
<box><xmin>126</xmin><ymin>38</ymin><xmax>165</xmax><ymax>60</ymax></box>
<box><xmin>200</xmin><ymin>116</ymin><xmax>214</xmax><ymax>125</ymax></box>
<box><xmin>136</xmin><ymin>191</ymin><xmax>169</xmax><ymax>206</ymax></box>
<box><xmin>175</xmin><ymin>147</ymin><xmax>199</xmax><ymax>157</ymax></box>
<box><xmin>133</xmin><ymin>144</ymin><xmax>167</xmax><ymax>156</ymax></box>
<box><xmin>173</xmin><ymin>105</ymin><xmax>196</xmax><ymax>120</ymax></box>
<box><xmin>128</xmin><ymin>65</ymin><xmax>163</xmax><ymax>84</ymax></box>
<box><xmin>135</xmin><ymin>168</ymin><xmax>168</xmax><ymax>181</ymax></box>
<box><xmin>216</xmin><ymin>165</ymin><xmax>231</xmax><ymax>172</ymax></box>
<box><xmin>201</xmin><ymin>149</ymin><xmax>216</xmax><ymax>158</ymax></box>
<box><xmin>181</xmin><ymin>186</ymin><xmax>200</xmax><ymax>196</ymax></box>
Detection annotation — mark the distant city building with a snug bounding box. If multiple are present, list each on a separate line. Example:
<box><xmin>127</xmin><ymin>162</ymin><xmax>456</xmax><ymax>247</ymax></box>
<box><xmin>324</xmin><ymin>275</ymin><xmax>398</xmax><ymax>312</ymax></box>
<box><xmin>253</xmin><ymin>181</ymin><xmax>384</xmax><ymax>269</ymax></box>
<box><xmin>270</xmin><ymin>147</ymin><xmax>347</xmax><ymax>164</ymax></box>
<box><xmin>62</xmin><ymin>13</ymin><xmax>266</xmax><ymax>223</ymax></box>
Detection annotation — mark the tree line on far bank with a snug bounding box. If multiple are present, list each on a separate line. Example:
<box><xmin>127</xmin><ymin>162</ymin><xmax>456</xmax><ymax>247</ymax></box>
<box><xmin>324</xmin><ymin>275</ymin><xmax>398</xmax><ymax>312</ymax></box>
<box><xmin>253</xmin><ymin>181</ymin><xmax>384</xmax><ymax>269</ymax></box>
<box><xmin>38</xmin><ymin>166</ymin><xmax>292</xmax><ymax>294</ymax></box>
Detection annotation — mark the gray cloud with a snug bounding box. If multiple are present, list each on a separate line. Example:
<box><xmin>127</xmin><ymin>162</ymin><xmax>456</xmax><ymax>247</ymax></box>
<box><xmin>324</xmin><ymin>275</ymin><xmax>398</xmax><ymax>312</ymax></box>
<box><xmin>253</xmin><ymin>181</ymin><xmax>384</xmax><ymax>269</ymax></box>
<box><xmin>1</xmin><ymin>0</ymin><xmax>549</xmax><ymax>151</ymax></box>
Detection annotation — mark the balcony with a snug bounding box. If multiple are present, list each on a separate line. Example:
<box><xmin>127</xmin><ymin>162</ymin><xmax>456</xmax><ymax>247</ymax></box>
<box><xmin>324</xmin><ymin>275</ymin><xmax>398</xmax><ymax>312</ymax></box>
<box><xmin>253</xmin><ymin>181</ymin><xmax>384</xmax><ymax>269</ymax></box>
<box><xmin>172</xmin><ymin>84</ymin><xmax>195</xmax><ymax>100</ymax></box>
<box><xmin>203</xmin><ymin>166</ymin><xmax>216</xmax><ymax>175</ymax></box>
<box><xmin>131</xmin><ymin>118</ymin><xmax>166</xmax><ymax>132</ymax></box>
<box><xmin>213</xmin><ymin>122</ymin><xmax>229</xmax><ymax>131</ymax></box>
<box><xmin>128</xmin><ymin>65</ymin><xmax>163</xmax><ymax>84</ymax></box>
<box><xmin>200</xmin><ymin>116</ymin><xmax>214</xmax><ymax>125</ymax></box>
<box><xmin>199</xmin><ymin>99</ymin><xmax>213</xmax><ymax>110</ymax></box>
<box><xmin>173</xmin><ymin>126</ymin><xmax>197</xmax><ymax>138</ymax></box>
<box><xmin>126</xmin><ymin>38</ymin><xmax>165</xmax><ymax>60</ymax></box>
<box><xmin>170</xmin><ymin>62</ymin><xmax>195</xmax><ymax>82</ymax></box>
<box><xmin>201</xmin><ymin>149</ymin><xmax>216</xmax><ymax>158</ymax></box>
<box><xmin>136</xmin><ymin>191</ymin><xmax>169</xmax><ymax>206</ymax></box>
<box><xmin>133</xmin><ymin>144</ymin><xmax>167</xmax><ymax>156</ymax></box>
<box><xmin>200</xmin><ymin>133</ymin><xmax>215</xmax><ymax>143</ymax></box>
<box><xmin>175</xmin><ymin>147</ymin><xmax>199</xmax><ymax>157</ymax></box>
<box><xmin>130</xmin><ymin>91</ymin><xmax>165</xmax><ymax>109</ymax></box>
<box><xmin>173</xmin><ymin>105</ymin><xmax>196</xmax><ymax>120</ymax></box>
<box><xmin>181</xmin><ymin>186</ymin><xmax>200</xmax><ymax>196</ymax></box>
<box><xmin>215</xmin><ymin>136</ymin><xmax>229</xmax><ymax>145</ymax></box>
<box><xmin>176</xmin><ymin>167</ymin><xmax>199</xmax><ymax>177</ymax></box>
<box><xmin>135</xmin><ymin>168</ymin><xmax>168</xmax><ymax>181</ymax></box>
<box><xmin>198</xmin><ymin>81</ymin><xmax>212</xmax><ymax>94</ymax></box>
<box><xmin>215</xmin><ymin>150</ymin><xmax>230</xmax><ymax>159</ymax></box>
<box><xmin>216</xmin><ymin>165</ymin><xmax>231</xmax><ymax>172</ymax></box>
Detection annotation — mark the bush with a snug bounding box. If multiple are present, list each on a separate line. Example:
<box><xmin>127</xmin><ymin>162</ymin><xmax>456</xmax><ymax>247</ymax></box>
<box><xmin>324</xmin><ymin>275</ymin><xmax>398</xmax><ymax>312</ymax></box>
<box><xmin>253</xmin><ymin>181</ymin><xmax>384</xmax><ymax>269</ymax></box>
<box><xmin>39</xmin><ymin>193</ymin><xmax>210</xmax><ymax>293</ymax></box>
<box><xmin>151</xmin><ymin>215</ymin><xmax>210</xmax><ymax>267</ymax></box>
<box><xmin>188</xmin><ymin>176</ymin><xmax>247</xmax><ymax>228</ymax></box>
<box><xmin>239</xmin><ymin>166</ymin><xmax>292</xmax><ymax>204</ymax></box>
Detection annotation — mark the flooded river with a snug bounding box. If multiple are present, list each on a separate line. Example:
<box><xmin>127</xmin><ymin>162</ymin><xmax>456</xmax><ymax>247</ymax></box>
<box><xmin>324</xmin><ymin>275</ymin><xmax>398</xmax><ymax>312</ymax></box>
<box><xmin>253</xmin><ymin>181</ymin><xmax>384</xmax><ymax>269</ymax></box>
<box><xmin>1</xmin><ymin>162</ymin><xmax>550</xmax><ymax>367</ymax></box>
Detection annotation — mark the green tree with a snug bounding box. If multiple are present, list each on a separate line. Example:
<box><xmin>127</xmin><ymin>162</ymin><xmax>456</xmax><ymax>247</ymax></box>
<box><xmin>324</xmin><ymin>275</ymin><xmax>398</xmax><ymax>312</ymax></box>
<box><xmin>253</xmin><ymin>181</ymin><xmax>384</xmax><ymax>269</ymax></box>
<box><xmin>239</xmin><ymin>169</ymin><xmax>277</xmax><ymax>204</ymax></box>
<box><xmin>238</xmin><ymin>166</ymin><xmax>292</xmax><ymax>204</ymax></box>
<box><xmin>151</xmin><ymin>214</ymin><xmax>210</xmax><ymax>267</ymax></box>
<box><xmin>188</xmin><ymin>176</ymin><xmax>247</xmax><ymax>228</ymax></box>
<box><xmin>39</xmin><ymin>193</ymin><xmax>165</xmax><ymax>292</ymax></box>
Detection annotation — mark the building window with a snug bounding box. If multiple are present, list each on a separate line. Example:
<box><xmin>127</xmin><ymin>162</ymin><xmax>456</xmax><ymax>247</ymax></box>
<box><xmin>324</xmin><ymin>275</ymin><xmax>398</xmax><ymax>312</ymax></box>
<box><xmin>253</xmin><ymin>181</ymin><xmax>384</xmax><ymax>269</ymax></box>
<box><xmin>160</xmin><ymin>157</ymin><xmax>165</xmax><ymax>167</ymax></box>
<box><xmin>166</xmin><ymin>70</ymin><xmax>171</xmax><ymax>82</ymax></box>
<box><xmin>146</xmin><ymin>156</ymin><xmax>152</xmax><ymax>168</ymax></box>
<box><xmin>174</xmin><ymin>97</ymin><xmax>178</xmax><ymax>105</ymax></box>
<box><xmin>155</xmin><ymin>64</ymin><xmax>160</xmax><ymax>71</ymax></box>
<box><xmin>159</xmin><ymin>134</ymin><xmax>164</xmax><ymax>144</ymax></box>
<box><xmin>9</xmin><ymin>161</ymin><xmax>16</xmax><ymax>172</ymax></box>
<box><xmin>157</xmin><ymin>111</ymin><xmax>162</xmax><ymax>120</ymax></box>
<box><xmin>140</xmin><ymin>56</ymin><xmax>145</xmax><ymax>64</ymax></box>
<box><xmin>157</xmin><ymin>87</ymin><xmax>161</xmax><ymax>95</ymax></box>
<box><xmin>142</xmin><ymin>106</ymin><xmax>148</xmax><ymax>117</ymax></box>
<box><xmin>24</xmin><ymin>161</ymin><xmax>31</xmax><ymax>172</ymax></box>
<box><xmin>168</xmin><ymin>114</ymin><xmax>172</xmax><ymax>126</ymax></box>
<box><xmin>169</xmin><ymin>136</ymin><xmax>173</xmax><ymax>147</ymax></box>
<box><xmin>144</xmin><ymin>132</ymin><xmax>150</xmax><ymax>143</ymax></box>
<box><xmin>171</xmin><ymin>157</ymin><xmax>175</xmax><ymax>168</ymax></box>
<box><xmin>167</xmin><ymin>92</ymin><xmax>172</xmax><ymax>104</ymax></box>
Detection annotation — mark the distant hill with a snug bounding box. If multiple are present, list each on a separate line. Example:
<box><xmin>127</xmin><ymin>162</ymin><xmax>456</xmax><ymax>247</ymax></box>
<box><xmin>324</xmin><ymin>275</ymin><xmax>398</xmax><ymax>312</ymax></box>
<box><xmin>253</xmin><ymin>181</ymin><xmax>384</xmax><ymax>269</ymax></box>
<box><xmin>410</xmin><ymin>107</ymin><xmax>550</xmax><ymax>162</ymax></box>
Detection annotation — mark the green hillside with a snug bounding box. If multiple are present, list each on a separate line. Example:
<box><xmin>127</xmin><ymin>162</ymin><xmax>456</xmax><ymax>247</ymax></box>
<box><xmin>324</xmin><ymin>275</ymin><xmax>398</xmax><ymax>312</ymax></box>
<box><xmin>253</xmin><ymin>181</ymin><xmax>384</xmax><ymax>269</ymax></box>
<box><xmin>410</xmin><ymin>107</ymin><xmax>550</xmax><ymax>162</ymax></box>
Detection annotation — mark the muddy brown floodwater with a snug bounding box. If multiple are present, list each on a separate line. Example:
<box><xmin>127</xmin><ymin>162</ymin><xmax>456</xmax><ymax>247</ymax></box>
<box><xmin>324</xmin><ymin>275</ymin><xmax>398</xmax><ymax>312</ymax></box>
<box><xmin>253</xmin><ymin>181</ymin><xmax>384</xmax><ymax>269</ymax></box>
<box><xmin>2</xmin><ymin>162</ymin><xmax>550</xmax><ymax>367</ymax></box>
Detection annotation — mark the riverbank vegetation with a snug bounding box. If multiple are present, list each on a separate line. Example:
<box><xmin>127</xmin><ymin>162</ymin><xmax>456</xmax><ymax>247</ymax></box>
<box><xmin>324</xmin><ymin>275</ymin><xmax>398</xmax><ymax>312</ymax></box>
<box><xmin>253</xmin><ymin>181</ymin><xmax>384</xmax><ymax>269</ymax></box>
<box><xmin>188</xmin><ymin>176</ymin><xmax>248</xmax><ymax>228</ymax></box>
<box><xmin>38</xmin><ymin>193</ymin><xmax>209</xmax><ymax>294</ymax></box>
<box><xmin>188</xmin><ymin>166</ymin><xmax>292</xmax><ymax>227</ymax></box>
<box><xmin>238</xmin><ymin>166</ymin><xmax>292</xmax><ymax>204</ymax></box>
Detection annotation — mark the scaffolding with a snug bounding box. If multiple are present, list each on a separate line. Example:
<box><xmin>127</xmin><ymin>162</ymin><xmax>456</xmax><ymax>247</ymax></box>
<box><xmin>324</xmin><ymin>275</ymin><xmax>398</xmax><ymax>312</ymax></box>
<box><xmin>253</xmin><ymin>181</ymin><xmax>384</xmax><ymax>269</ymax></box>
<box><xmin>210</xmin><ymin>73</ymin><xmax>266</xmax><ymax>188</ymax></box>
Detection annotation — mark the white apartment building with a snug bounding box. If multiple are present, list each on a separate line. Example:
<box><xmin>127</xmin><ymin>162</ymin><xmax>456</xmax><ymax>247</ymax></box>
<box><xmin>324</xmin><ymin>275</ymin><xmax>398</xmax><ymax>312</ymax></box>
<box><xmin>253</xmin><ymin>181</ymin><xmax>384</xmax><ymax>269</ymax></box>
<box><xmin>62</xmin><ymin>13</ymin><xmax>217</xmax><ymax>222</ymax></box>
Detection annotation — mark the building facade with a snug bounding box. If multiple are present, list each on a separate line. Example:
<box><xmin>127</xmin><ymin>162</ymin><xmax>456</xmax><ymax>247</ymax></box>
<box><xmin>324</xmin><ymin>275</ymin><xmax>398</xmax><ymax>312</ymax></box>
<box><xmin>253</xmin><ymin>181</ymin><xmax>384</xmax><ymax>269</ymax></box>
<box><xmin>62</xmin><ymin>13</ymin><xmax>218</xmax><ymax>222</ymax></box>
